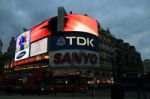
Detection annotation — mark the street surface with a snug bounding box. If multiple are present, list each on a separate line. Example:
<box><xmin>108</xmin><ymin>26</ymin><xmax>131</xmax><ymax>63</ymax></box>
<box><xmin>0</xmin><ymin>89</ymin><xmax>150</xmax><ymax>99</ymax></box>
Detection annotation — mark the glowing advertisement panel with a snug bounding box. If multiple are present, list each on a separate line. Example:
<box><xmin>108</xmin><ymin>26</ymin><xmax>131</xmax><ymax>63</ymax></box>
<box><xmin>30</xmin><ymin>19</ymin><xmax>51</xmax><ymax>43</ymax></box>
<box><xmin>13</xmin><ymin>53</ymin><xmax>48</xmax><ymax>66</ymax></box>
<box><xmin>49</xmin><ymin>31</ymin><xmax>99</xmax><ymax>67</ymax></box>
<box><xmin>49</xmin><ymin>50</ymin><xmax>99</xmax><ymax>67</ymax></box>
<box><xmin>64</xmin><ymin>14</ymin><xmax>98</xmax><ymax>37</ymax></box>
<box><xmin>13</xmin><ymin>14</ymin><xmax>99</xmax><ymax>65</ymax></box>
<box><xmin>30</xmin><ymin>38</ymin><xmax>48</xmax><ymax>57</ymax></box>
<box><xmin>30</xmin><ymin>14</ymin><xmax>98</xmax><ymax>43</ymax></box>
<box><xmin>50</xmin><ymin>31</ymin><xmax>99</xmax><ymax>52</ymax></box>
<box><xmin>15</xmin><ymin>30</ymin><xmax>30</xmax><ymax>61</ymax></box>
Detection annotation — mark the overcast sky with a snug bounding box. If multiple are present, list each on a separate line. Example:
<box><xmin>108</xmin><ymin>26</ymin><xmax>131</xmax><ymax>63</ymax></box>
<box><xmin>0</xmin><ymin>0</ymin><xmax>150</xmax><ymax>60</ymax></box>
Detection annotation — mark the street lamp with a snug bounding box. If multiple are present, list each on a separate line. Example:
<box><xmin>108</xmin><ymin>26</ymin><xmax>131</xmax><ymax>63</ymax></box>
<box><xmin>112</xmin><ymin>51</ymin><xmax>117</xmax><ymax>82</ymax></box>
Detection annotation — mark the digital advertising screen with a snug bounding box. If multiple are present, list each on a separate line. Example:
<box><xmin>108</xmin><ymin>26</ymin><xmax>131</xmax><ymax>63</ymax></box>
<box><xmin>30</xmin><ymin>38</ymin><xmax>48</xmax><ymax>57</ymax></box>
<box><xmin>49</xmin><ymin>50</ymin><xmax>99</xmax><ymax>67</ymax></box>
<box><xmin>13</xmin><ymin>14</ymin><xmax>99</xmax><ymax>66</ymax></box>
<box><xmin>50</xmin><ymin>31</ymin><xmax>99</xmax><ymax>52</ymax></box>
<box><xmin>30</xmin><ymin>19</ymin><xmax>52</xmax><ymax>43</ymax></box>
<box><xmin>30</xmin><ymin>14</ymin><xmax>98</xmax><ymax>43</ymax></box>
<box><xmin>13</xmin><ymin>53</ymin><xmax>48</xmax><ymax>66</ymax></box>
<box><xmin>15</xmin><ymin>30</ymin><xmax>30</xmax><ymax>61</ymax></box>
<box><xmin>64</xmin><ymin>14</ymin><xmax>98</xmax><ymax>37</ymax></box>
<box><xmin>49</xmin><ymin>31</ymin><xmax>99</xmax><ymax>67</ymax></box>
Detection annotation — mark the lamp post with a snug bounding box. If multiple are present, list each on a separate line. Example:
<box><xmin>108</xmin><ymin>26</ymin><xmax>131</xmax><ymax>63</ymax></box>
<box><xmin>91</xmin><ymin>81</ymin><xmax>94</xmax><ymax>97</ymax></box>
<box><xmin>112</xmin><ymin>51</ymin><xmax>117</xmax><ymax>82</ymax></box>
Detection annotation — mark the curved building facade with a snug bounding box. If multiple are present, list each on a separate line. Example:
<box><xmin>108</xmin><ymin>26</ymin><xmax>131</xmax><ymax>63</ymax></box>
<box><xmin>9</xmin><ymin>13</ymin><xmax>100</xmax><ymax>92</ymax></box>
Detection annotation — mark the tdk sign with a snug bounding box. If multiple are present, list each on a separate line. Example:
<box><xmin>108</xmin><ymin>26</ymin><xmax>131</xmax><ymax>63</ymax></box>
<box><xmin>66</xmin><ymin>36</ymin><xmax>94</xmax><ymax>47</ymax></box>
<box><xmin>50</xmin><ymin>32</ymin><xmax>99</xmax><ymax>51</ymax></box>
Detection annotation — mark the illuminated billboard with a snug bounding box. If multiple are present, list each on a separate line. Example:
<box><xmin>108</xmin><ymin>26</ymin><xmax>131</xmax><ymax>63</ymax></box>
<box><xmin>15</xmin><ymin>30</ymin><xmax>30</xmax><ymax>61</ymax></box>
<box><xmin>49</xmin><ymin>31</ymin><xmax>99</xmax><ymax>67</ymax></box>
<box><xmin>30</xmin><ymin>38</ymin><xmax>48</xmax><ymax>57</ymax></box>
<box><xmin>13</xmin><ymin>53</ymin><xmax>48</xmax><ymax>66</ymax></box>
<box><xmin>13</xmin><ymin>14</ymin><xmax>99</xmax><ymax>66</ymax></box>
<box><xmin>64</xmin><ymin>14</ymin><xmax>98</xmax><ymax>37</ymax></box>
<box><xmin>50</xmin><ymin>31</ymin><xmax>99</xmax><ymax>51</ymax></box>
<box><xmin>30</xmin><ymin>14</ymin><xmax>98</xmax><ymax>43</ymax></box>
<box><xmin>49</xmin><ymin>50</ymin><xmax>99</xmax><ymax>67</ymax></box>
<box><xmin>30</xmin><ymin>19</ymin><xmax>51</xmax><ymax>42</ymax></box>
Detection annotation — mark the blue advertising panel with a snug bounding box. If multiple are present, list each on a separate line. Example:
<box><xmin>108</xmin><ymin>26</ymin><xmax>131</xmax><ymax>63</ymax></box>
<box><xmin>50</xmin><ymin>31</ymin><xmax>99</xmax><ymax>52</ymax></box>
<box><xmin>15</xmin><ymin>30</ymin><xmax>30</xmax><ymax>61</ymax></box>
<box><xmin>49</xmin><ymin>31</ymin><xmax>99</xmax><ymax>67</ymax></box>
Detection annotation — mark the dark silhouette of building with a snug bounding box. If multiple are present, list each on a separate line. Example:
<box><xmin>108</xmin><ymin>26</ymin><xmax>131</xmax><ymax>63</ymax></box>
<box><xmin>3</xmin><ymin>37</ymin><xmax>16</xmax><ymax>70</ymax></box>
<box><xmin>112</xmin><ymin>38</ymin><xmax>143</xmax><ymax>79</ymax></box>
<box><xmin>0</xmin><ymin>39</ymin><xmax>2</xmax><ymax>56</ymax></box>
<box><xmin>98</xmin><ymin>26</ymin><xmax>143</xmax><ymax>81</ymax></box>
<box><xmin>143</xmin><ymin>59</ymin><xmax>150</xmax><ymax>73</ymax></box>
<box><xmin>0</xmin><ymin>39</ymin><xmax>3</xmax><ymax>75</ymax></box>
<box><xmin>98</xmin><ymin>28</ymin><xmax>114</xmax><ymax>82</ymax></box>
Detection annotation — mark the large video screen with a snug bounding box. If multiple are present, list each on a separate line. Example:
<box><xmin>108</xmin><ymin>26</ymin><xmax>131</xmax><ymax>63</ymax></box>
<box><xmin>30</xmin><ymin>14</ymin><xmax>98</xmax><ymax>43</ymax></box>
<box><xmin>50</xmin><ymin>31</ymin><xmax>99</xmax><ymax>51</ymax></box>
<box><xmin>30</xmin><ymin>19</ymin><xmax>51</xmax><ymax>43</ymax></box>
<box><xmin>13</xmin><ymin>14</ymin><xmax>99</xmax><ymax>66</ymax></box>
<box><xmin>49</xmin><ymin>31</ymin><xmax>99</xmax><ymax>67</ymax></box>
<box><xmin>30</xmin><ymin>38</ymin><xmax>48</xmax><ymax>57</ymax></box>
<box><xmin>49</xmin><ymin>50</ymin><xmax>99</xmax><ymax>67</ymax></box>
<box><xmin>64</xmin><ymin>14</ymin><xmax>98</xmax><ymax>37</ymax></box>
<box><xmin>15</xmin><ymin>30</ymin><xmax>30</xmax><ymax>61</ymax></box>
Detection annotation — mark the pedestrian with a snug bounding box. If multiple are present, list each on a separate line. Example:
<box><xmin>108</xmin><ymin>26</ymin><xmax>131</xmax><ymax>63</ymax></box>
<box><xmin>136</xmin><ymin>74</ymin><xmax>147</xmax><ymax>99</ymax></box>
<box><xmin>111</xmin><ymin>80</ymin><xmax>125</xmax><ymax>99</ymax></box>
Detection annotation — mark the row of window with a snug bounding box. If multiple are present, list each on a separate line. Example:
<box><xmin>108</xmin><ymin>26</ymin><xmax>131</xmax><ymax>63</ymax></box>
<box><xmin>99</xmin><ymin>60</ymin><xmax>112</xmax><ymax>69</ymax></box>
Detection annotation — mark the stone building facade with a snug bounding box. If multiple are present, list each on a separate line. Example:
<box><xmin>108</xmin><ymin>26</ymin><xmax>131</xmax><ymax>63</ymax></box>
<box><xmin>0</xmin><ymin>39</ymin><xmax>3</xmax><ymax>56</ymax></box>
<box><xmin>98</xmin><ymin>27</ymin><xmax>143</xmax><ymax>80</ymax></box>
<box><xmin>112</xmin><ymin>38</ymin><xmax>143</xmax><ymax>79</ymax></box>
<box><xmin>99</xmin><ymin>28</ymin><xmax>114</xmax><ymax>81</ymax></box>
<box><xmin>0</xmin><ymin>39</ymin><xmax>3</xmax><ymax>75</ymax></box>
<box><xmin>143</xmin><ymin>59</ymin><xmax>150</xmax><ymax>73</ymax></box>
<box><xmin>2</xmin><ymin>37</ymin><xmax>16</xmax><ymax>70</ymax></box>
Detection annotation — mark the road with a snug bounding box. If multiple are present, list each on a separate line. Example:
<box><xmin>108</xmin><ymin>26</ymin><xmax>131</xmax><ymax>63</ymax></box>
<box><xmin>0</xmin><ymin>90</ymin><xmax>150</xmax><ymax>99</ymax></box>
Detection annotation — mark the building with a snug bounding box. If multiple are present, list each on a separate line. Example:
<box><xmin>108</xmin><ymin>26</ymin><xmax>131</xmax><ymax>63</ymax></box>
<box><xmin>0</xmin><ymin>8</ymin><xmax>100</xmax><ymax>92</ymax></box>
<box><xmin>143</xmin><ymin>59</ymin><xmax>150</xmax><ymax>73</ymax></box>
<box><xmin>0</xmin><ymin>7</ymin><xmax>144</xmax><ymax>92</ymax></box>
<box><xmin>3</xmin><ymin>37</ymin><xmax>16</xmax><ymax>70</ymax></box>
<box><xmin>98</xmin><ymin>28</ymin><xmax>114</xmax><ymax>81</ymax></box>
<box><xmin>112</xmin><ymin>38</ymin><xmax>143</xmax><ymax>79</ymax></box>
<box><xmin>0</xmin><ymin>39</ymin><xmax>2</xmax><ymax>56</ymax></box>
<box><xmin>0</xmin><ymin>39</ymin><xmax>3</xmax><ymax>75</ymax></box>
<box><xmin>0</xmin><ymin>37</ymin><xmax>16</xmax><ymax>77</ymax></box>
<box><xmin>97</xmin><ymin>25</ymin><xmax>143</xmax><ymax>81</ymax></box>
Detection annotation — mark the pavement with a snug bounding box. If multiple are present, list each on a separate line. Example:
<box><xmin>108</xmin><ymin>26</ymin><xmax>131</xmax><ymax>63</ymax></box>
<box><xmin>0</xmin><ymin>95</ymin><xmax>109</xmax><ymax>99</ymax></box>
<box><xmin>0</xmin><ymin>89</ymin><xmax>150</xmax><ymax>99</ymax></box>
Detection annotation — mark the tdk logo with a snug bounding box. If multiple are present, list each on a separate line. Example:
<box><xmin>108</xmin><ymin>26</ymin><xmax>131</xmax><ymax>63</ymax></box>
<box><xmin>57</xmin><ymin>37</ymin><xmax>66</xmax><ymax>46</ymax></box>
<box><xmin>66</xmin><ymin>36</ymin><xmax>94</xmax><ymax>47</ymax></box>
